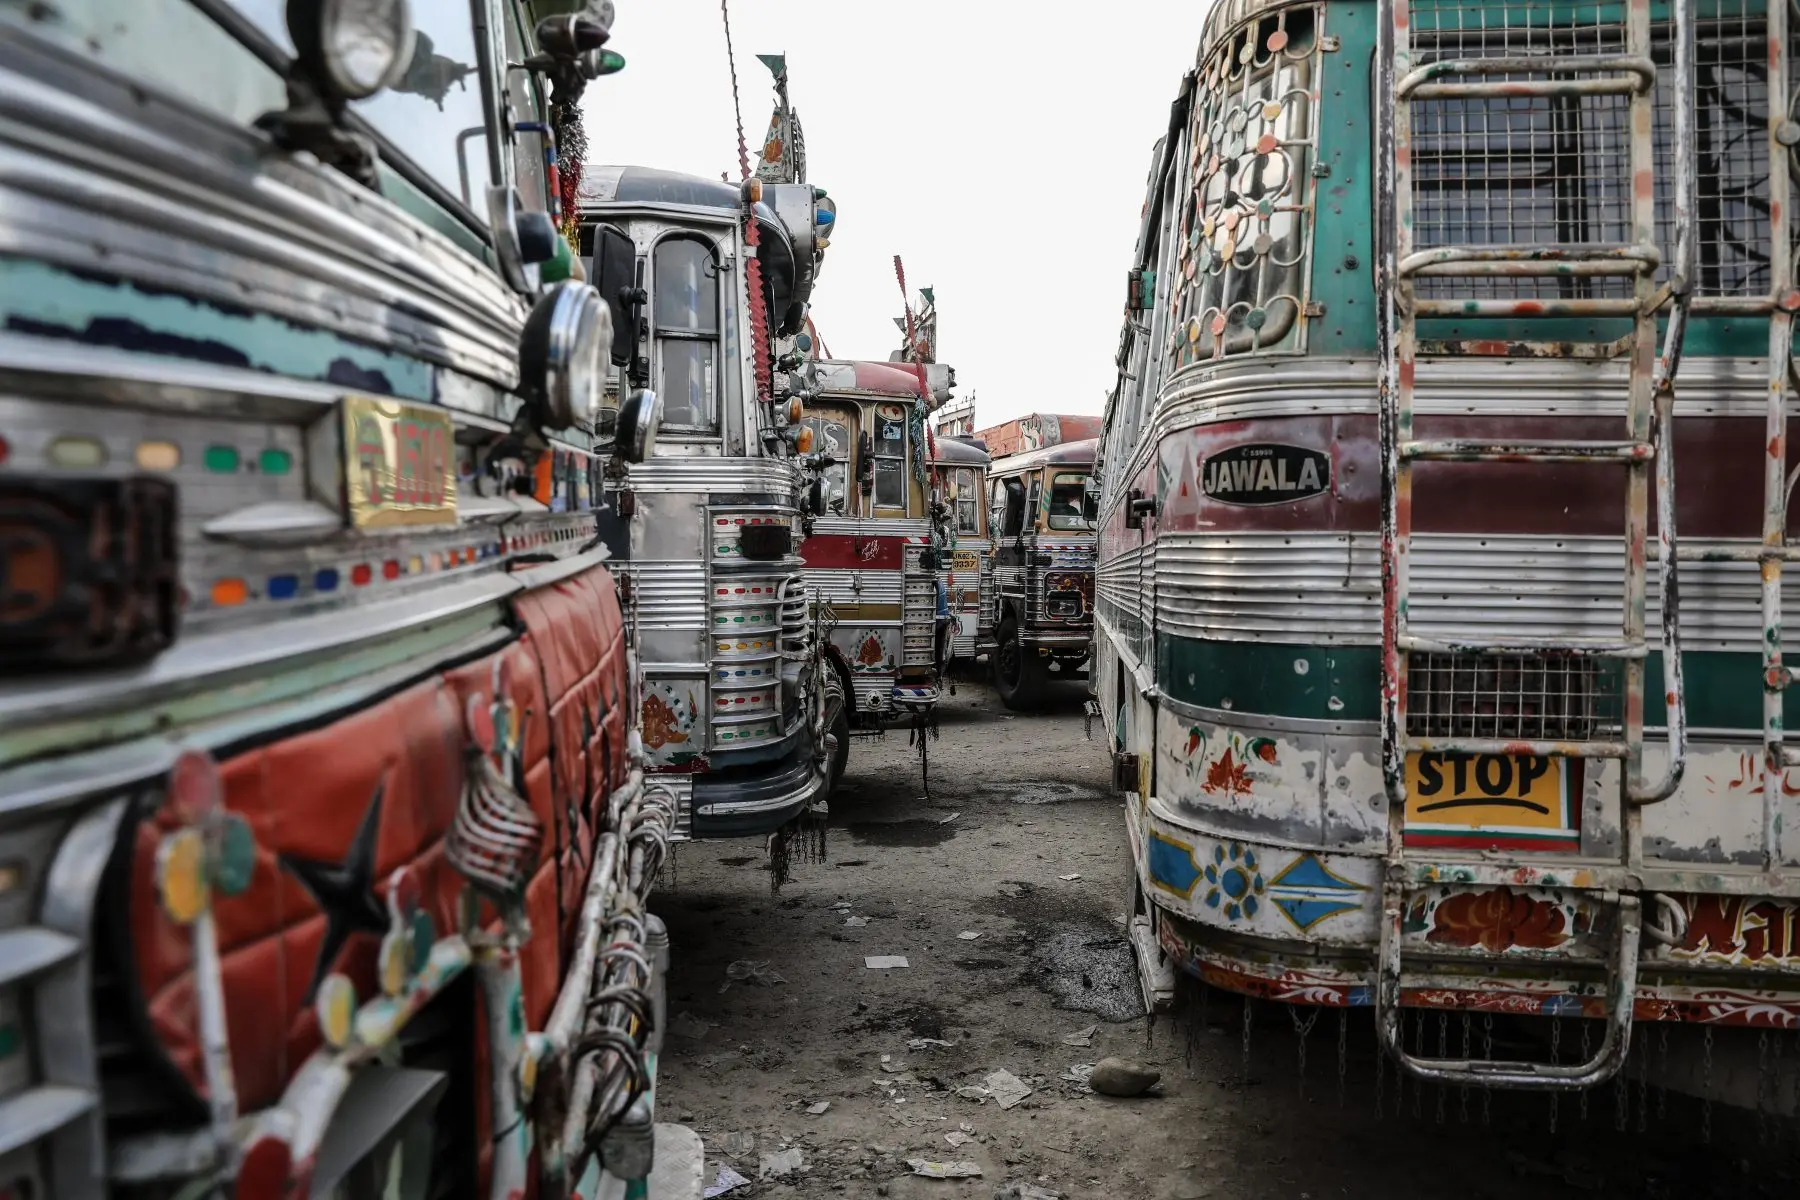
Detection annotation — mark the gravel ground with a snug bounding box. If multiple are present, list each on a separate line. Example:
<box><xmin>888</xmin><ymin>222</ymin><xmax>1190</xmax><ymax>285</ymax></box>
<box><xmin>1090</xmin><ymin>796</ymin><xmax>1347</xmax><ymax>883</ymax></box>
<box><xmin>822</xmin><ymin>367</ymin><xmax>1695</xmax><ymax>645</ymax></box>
<box><xmin>650</xmin><ymin>680</ymin><xmax>1800</xmax><ymax>1199</ymax></box>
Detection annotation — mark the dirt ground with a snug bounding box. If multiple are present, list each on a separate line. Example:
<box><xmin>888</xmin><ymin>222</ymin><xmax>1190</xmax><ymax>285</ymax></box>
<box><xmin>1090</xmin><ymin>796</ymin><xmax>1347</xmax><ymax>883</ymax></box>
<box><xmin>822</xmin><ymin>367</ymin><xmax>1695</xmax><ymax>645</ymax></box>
<box><xmin>650</xmin><ymin>680</ymin><xmax>1800</xmax><ymax>1200</ymax></box>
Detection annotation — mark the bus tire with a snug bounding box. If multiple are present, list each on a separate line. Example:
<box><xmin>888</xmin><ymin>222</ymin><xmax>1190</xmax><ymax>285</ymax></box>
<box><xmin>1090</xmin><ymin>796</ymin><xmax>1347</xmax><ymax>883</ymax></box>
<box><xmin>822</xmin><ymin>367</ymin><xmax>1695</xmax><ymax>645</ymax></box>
<box><xmin>992</xmin><ymin>617</ymin><xmax>1043</xmax><ymax>711</ymax></box>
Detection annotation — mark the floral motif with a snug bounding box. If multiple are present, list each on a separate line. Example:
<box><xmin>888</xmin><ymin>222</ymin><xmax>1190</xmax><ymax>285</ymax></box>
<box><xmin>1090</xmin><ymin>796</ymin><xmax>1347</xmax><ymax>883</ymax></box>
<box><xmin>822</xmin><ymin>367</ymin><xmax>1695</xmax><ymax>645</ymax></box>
<box><xmin>1426</xmin><ymin>888</ymin><xmax>1571</xmax><ymax>953</ymax></box>
<box><xmin>641</xmin><ymin>693</ymin><xmax>689</xmax><ymax>750</ymax></box>
<box><xmin>1202</xmin><ymin>841</ymin><xmax>1265</xmax><ymax>921</ymax></box>
<box><xmin>857</xmin><ymin>634</ymin><xmax>885</xmax><ymax>667</ymax></box>
<box><xmin>1181</xmin><ymin>726</ymin><xmax>1278</xmax><ymax>797</ymax></box>
<box><xmin>1203</xmin><ymin>748</ymin><xmax>1251</xmax><ymax>796</ymax></box>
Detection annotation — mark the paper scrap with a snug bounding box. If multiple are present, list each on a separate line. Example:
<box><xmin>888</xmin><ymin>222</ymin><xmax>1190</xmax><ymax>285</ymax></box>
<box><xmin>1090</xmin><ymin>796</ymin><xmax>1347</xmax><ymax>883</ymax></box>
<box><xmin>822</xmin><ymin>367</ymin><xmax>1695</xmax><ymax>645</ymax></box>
<box><xmin>865</xmin><ymin>955</ymin><xmax>910</xmax><ymax>969</ymax></box>
<box><xmin>907</xmin><ymin>1159</ymin><xmax>983</xmax><ymax>1179</ymax></box>
<box><xmin>957</xmin><ymin>930</ymin><xmax>983</xmax><ymax>941</ymax></box>
<box><xmin>758</xmin><ymin>1147</ymin><xmax>804</xmax><ymax>1180</ymax></box>
<box><xmin>945</xmin><ymin>1130</ymin><xmax>976</xmax><ymax>1148</ymax></box>
<box><xmin>908</xmin><ymin>1036</ymin><xmax>954</xmax><ymax>1050</ymax></box>
<box><xmin>940</xmin><ymin>811</ymin><xmax>961</xmax><ymax>824</ymax></box>
<box><xmin>985</xmin><ymin>1068</ymin><xmax>1033</xmax><ymax>1110</ymax></box>
<box><xmin>721</xmin><ymin>960</ymin><xmax>786</xmax><ymax>992</ymax></box>
<box><xmin>956</xmin><ymin>1086</ymin><xmax>989</xmax><ymax>1103</ymax></box>
<box><xmin>703</xmin><ymin>1164</ymin><xmax>751</xmax><ymax>1197</ymax></box>
<box><xmin>1061</xmin><ymin>1024</ymin><xmax>1098</xmax><ymax>1048</ymax></box>
<box><xmin>845</xmin><ymin>915</ymin><xmax>870</xmax><ymax>927</ymax></box>
<box><xmin>1058</xmin><ymin>873</ymin><xmax>1082</xmax><ymax>882</ymax></box>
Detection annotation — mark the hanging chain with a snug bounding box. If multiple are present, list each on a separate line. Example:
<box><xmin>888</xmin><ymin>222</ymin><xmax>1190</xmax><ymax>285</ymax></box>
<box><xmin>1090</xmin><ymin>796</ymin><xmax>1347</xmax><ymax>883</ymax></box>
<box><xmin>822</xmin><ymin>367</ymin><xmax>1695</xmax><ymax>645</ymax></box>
<box><xmin>1657</xmin><ymin>1023</ymin><xmax>1669</xmax><ymax>1121</ymax></box>
<box><xmin>1336</xmin><ymin>1007</ymin><xmax>1349</xmax><ymax>1110</ymax></box>
<box><xmin>1701</xmin><ymin>1024</ymin><xmax>1714</xmax><ymax>1144</ymax></box>
<box><xmin>1240</xmin><ymin>997</ymin><xmax>1254</xmax><ymax>1089</ymax></box>
<box><xmin>1548</xmin><ymin>1018</ymin><xmax>1562</xmax><ymax>1133</ymax></box>
<box><xmin>1614</xmin><ymin>1037</ymin><xmax>1631</xmax><ymax>1132</ymax></box>
<box><xmin>718</xmin><ymin>0</ymin><xmax>772</xmax><ymax>405</ymax></box>
<box><xmin>1480</xmin><ymin>1014</ymin><xmax>1493</xmax><ymax>1126</ymax></box>
<box><xmin>719</xmin><ymin>0</ymin><xmax>750</xmax><ymax>180</ymax></box>
<box><xmin>1635</xmin><ymin>1031</ymin><xmax>1649</xmax><ymax>1134</ymax></box>
<box><xmin>1411</xmin><ymin>1014</ymin><xmax>1424</xmax><ymax>1120</ymax></box>
<box><xmin>1434</xmin><ymin>1011</ymin><xmax>1448</xmax><ymax>1125</ymax></box>
<box><xmin>1459</xmin><ymin>1013</ymin><xmax>1471</xmax><ymax>1124</ymax></box>
<box><xmin>1374</xmin><ymin>1014</ymin><xmax>1387</xmax><ymax>1121</ymax></box>
<box><xmin>1578</xmin><ymin>1020</ymin><xmax>1592</xmax><ymax>1121</ymax></box>
<box><xmin>1757</xmin><ymin>1028</ymin><xmax>1772</xmax><ymax>1145</ymax></box>
<box><xmin>1291</xmin><ymin>1006</ymin><xmax>1321</xmax><ymax>1100</ymax></box>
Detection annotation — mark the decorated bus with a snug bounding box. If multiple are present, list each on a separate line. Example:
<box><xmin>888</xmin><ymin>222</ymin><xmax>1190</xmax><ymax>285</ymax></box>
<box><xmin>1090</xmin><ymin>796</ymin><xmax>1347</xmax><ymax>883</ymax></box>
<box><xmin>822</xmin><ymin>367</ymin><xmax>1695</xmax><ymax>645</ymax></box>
<box><xmin>797</xmin><ymin>360</ymin><xmax>959</xmax><ymax>789</ymax></box>
<box><xmin>0</xmin><ymin>1</ymin><xmax>685</xmax><ymax>1197</ymax></box>
<box><xmin>984</xmin><ymin>437</ymin><xmax>1099</xmax><ymax>710</ymax></box>
<box><xmin>933</xmin><ymin>435</ymin><xmax>996</xmax><ymax>671</ymax></box>
<box><xmin>577</xmin><ymin>54</ymin><xmax>839</xmax><ymax>851</ymax></box>
<box><xmin>1096</xmin><ymin>0</ymin><xmax>1800</xmax><ymax>1112</ymax></box>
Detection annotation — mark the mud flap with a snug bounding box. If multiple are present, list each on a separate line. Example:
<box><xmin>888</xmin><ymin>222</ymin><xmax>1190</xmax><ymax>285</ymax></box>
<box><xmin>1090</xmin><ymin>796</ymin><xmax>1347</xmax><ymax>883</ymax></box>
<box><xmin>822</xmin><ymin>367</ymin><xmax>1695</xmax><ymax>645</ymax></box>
<box><xmin>1130</xmin><ymin>909</ymin><xmax>1178</xmax><ymax>1016</ymax></box>
<box><xmin>308</xmin><ymin>1065</ymin><xmax>446</xmax><ymax>1199</ymax></box>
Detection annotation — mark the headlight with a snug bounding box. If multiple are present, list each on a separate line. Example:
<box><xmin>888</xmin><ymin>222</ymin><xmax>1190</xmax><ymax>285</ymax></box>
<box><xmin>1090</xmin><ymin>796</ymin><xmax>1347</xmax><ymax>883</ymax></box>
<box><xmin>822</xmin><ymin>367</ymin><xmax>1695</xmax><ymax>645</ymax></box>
<box><xmin>1046</xmin><ymin>571</ymin><xmax>1080</xmax><ymax>592</ymax></box>
<box><xmin>520</xmin><ymin>281</ymin><xmax>611</xmax><ymax>431</ymax></box>
<box><xmin>291</xmin><ymin>0</ymin><xmax>417</xmax><ymax>101</ymax></box>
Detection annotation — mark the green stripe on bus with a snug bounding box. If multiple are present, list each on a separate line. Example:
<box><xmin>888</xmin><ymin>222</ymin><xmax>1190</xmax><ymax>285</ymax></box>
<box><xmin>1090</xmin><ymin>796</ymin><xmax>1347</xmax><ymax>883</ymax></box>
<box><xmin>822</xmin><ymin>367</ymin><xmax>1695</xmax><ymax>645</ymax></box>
<box><xmin>1154</xmin><ymin>633</ymin><xmax>1798</xmax><ymax>733</ymax></box>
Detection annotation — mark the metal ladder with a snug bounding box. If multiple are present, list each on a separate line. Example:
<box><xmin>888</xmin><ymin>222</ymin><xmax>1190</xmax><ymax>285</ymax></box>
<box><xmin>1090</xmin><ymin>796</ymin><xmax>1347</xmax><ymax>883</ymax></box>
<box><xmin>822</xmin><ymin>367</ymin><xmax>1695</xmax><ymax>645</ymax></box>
<box><xmin>1372</xmin><ymin>0</ymin><xmax>1695</xmax><ymax>1087</ymax></box>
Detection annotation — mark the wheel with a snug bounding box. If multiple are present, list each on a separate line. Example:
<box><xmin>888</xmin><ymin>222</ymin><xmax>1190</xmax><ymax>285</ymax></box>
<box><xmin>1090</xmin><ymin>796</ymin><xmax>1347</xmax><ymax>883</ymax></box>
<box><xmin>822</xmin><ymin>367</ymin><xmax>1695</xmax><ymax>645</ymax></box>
<box><xmin>992</xmin><ymin>617</ymin><xmax>1043</xmax><ymax>711</ymax></box>
<box><xmin>822</xmin><ymin>665</ymin><xmax>851</xmax><ymax>792</ymax></box>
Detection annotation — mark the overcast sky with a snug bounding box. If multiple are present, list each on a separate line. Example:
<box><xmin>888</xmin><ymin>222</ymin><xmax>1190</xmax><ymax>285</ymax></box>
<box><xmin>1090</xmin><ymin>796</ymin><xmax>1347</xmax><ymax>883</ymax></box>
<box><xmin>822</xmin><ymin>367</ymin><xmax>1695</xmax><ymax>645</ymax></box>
<box><xmin>584</xmin><ymin>1</ymin><xmax>1211</xmax><ymax>428</ymax></box>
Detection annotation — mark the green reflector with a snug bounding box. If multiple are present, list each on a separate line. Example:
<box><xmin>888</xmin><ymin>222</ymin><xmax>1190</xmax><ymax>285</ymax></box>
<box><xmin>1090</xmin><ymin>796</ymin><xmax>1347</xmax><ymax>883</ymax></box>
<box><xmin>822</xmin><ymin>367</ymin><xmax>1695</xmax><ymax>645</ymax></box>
<box><xmin>204</xmin><ymin>445</ymin><xmax>240</xmax><ymax>473</ymax></box>
<box><xmin>259</xmin><ymin>447</ymin><xmax>293</xmax><ymax>475</ymax></box>
<box><xmin>596</xmin><ymin>49</ymin><xmax>626</xmax><ymax>76</ymax></box>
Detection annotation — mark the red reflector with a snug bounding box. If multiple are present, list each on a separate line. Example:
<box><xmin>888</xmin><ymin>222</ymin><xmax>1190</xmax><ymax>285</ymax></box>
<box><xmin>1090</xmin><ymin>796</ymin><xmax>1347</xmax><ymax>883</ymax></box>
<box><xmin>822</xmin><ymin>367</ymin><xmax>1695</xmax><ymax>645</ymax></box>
<box><xmin>351</xmin><ymin>563</ymin><xmax>373</xmax><ymax>586</ymax></box>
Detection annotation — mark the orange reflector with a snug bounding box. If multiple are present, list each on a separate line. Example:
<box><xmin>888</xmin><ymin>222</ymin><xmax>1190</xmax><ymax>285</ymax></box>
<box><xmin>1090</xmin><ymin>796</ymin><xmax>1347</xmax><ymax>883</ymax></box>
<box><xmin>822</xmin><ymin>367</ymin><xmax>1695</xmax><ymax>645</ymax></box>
<box><xmin>210</xmin><ymin>578</ymin><xmax>248</xmax><ymax>606</ymax></box>
<box><xmin>135</xmin><ymin>440</ymin><xmax>181</xmax><ymax>470</ymax></box>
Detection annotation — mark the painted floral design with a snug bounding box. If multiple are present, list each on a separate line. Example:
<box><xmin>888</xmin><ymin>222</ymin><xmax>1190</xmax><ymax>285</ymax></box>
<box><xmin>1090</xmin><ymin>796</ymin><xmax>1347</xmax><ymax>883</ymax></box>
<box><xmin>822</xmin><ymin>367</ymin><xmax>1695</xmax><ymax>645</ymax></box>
<box><xmin>641</xmin><ymin>693</ymin><xmax>689</xmax><ymax>751</ymax></box>
<box><xmin>1427</xmin><ymin>888</ymin><xmax>1570</xmax><ymax>953</ymax></box>
<box><xmin>857</xmin><ymin>634</ymin><xmax>885</xmax><ymax>667</ymax></box>
<box><xmin>1184</xmin><ymin>725</ymin><xmax>1278</xmax><ymax>797</ymax></box>
<box><xmin>1202</xmin><ymin>841</ymin><xmax>1265</xmax><ymax>921</ymax></box>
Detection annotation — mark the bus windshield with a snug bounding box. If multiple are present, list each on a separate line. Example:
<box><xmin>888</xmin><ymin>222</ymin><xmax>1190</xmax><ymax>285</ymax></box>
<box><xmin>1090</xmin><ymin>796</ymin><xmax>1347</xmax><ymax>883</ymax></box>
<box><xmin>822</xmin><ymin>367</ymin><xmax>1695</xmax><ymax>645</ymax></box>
<box><xmin>1046</xmin><ymin>472</ymin><xmax>1092</xmax><ymax>531</ymax></box>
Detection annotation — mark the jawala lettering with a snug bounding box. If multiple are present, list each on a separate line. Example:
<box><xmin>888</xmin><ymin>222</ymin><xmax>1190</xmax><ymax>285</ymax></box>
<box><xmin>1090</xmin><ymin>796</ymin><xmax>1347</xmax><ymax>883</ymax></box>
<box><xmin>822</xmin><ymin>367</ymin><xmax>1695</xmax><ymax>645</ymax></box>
<box><xmin>1200</xmin><ymin>443</ymin><xmax>1330</xmax><ymax>506</ymax></box>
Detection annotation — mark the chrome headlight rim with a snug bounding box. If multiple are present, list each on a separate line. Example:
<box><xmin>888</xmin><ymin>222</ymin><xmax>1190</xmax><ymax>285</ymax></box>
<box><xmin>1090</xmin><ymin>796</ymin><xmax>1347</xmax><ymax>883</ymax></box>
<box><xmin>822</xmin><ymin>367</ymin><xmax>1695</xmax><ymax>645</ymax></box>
<box><xmin>521</xmin><ymin>281</ymin><xmax>610</xmax><ymax>432</ymax></box>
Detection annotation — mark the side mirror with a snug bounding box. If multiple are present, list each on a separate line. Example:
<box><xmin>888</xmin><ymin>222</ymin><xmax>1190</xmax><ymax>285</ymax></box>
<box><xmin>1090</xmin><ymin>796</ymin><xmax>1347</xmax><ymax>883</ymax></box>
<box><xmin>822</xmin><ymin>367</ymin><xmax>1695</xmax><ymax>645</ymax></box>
<box><xmin>614</xmin><ymin>388</ymin><xmax>659</xmax><ymax>463</ymax></box>
<box><xmin>588</xmin><ymin>225</ymin><xmax>640</xmax><ymax>366</ymax></box>
<box><xmin>857</xmin><ymin>432</ymin><xmax>874</xmax><ymax>495</ymax></box>
<box><xmin>805</xmin><ymin>477</ymin><xmax>825</xmax><ymax>516</ymax></box>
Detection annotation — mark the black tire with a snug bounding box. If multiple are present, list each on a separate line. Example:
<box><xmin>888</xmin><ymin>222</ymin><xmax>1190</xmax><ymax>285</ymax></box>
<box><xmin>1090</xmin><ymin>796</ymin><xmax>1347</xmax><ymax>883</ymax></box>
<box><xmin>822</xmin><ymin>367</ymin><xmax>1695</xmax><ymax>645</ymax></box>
<box><xmin>992</xmin><ymin>617</ymin><xmax>1043</xmax><ymax>711</ymax></box>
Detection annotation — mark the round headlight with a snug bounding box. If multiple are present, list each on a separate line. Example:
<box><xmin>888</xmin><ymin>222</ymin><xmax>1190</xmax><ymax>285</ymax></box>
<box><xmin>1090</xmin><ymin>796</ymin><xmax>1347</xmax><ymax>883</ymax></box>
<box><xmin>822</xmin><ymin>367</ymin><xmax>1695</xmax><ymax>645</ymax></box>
<box><xmin>300</xmin><ymin>0</ymin><xmax>417</xmax><ymax>101</ymax></box>
<box><xmin>520</xmin><ymin>281</ymin><xmax>610</xmax><ymax>431</ymax></box>
<box><xmin>614</xmin><ymin>388</ymin><xmax>661</xmax><ymax>464</ymax></box>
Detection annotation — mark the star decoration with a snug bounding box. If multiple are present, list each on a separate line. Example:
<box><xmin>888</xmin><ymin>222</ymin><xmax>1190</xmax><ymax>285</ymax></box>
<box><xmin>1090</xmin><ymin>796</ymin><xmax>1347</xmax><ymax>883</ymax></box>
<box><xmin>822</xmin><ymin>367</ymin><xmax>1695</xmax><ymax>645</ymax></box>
<box><xmin>280</xmin><ymin>778</ymin><xmax>389</xmax><ymax>1003</ymax></box>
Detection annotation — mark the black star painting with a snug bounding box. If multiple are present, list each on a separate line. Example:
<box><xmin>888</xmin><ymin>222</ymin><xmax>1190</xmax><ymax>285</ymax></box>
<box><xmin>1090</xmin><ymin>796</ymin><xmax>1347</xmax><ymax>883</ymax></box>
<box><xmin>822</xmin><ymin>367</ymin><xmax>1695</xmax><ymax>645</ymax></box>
<box><xmin>280</xmin><ymin>778</ymin><xmax>389</xmax><ymax>1003</ymax></box>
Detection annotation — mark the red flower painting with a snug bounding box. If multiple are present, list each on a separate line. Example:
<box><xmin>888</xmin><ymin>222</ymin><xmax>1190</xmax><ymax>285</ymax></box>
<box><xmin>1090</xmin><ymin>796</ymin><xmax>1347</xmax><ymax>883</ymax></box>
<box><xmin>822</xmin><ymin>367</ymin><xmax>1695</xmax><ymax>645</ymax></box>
<box><xmin>1427</xmin><ymin>888</ymin><xmax>1570</xmax><ymax>953</ymax></box>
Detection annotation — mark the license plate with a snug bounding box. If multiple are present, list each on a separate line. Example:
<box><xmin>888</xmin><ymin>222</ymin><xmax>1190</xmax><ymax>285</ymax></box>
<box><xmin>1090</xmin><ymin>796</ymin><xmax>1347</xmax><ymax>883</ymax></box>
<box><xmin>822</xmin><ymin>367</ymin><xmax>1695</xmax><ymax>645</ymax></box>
<box><xmin>952</xmin><ymin>550</ymin><xmax>979</xmax><ymax>573</ymax></box>
<box><xmin>1404</xmin><ymin>752</ymin><xmax>1576</xmax><ymax>850</ymax></box>
<box><xmin>342</xmin><ymin>395</ymin><xmax>457</xmax><ymax>530</ymax></box>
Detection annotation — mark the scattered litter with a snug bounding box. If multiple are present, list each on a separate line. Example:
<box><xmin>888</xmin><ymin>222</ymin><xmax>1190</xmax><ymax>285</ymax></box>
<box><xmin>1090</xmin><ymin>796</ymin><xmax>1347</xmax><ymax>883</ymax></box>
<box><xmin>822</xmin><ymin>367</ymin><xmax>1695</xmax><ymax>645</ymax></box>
<box><xmin>830</xmin><ymin>900</ymin><xmax>853</xmax><ymax>910</ymax></box>
<box><xmin>865</xmin><ymin>955</ymin><xmax>910</xmax><ymax>969</ymax></box>
<box><xmin>880</xmin><ymin>1055</ymin><xmax>902</xmax><ymax>1073</ymax></box>
<box><xmin>908</xmin><ymin>1036</ymin><xmax>954</xmax><ymax>1050</ymax></box>
<box><xmin>944</xmin><ymin>1131</ymin><xmax>975</xmax><ymax>1149</ymax></box>
<box><xmin>1062</xmin><ymin>1064</ymin><xmax>1094</xmax><ymax>1092</ymax></box>
<box><xmin>845</xmin><ymin>915</ymin><xmax>870</xmax><ymax>927</ymax></box>
<box><xmin>984</xmin><ymin>1068</ymin><xmax>1032</xmax><ymax>1110</ymax></box>
<box><xmin>703</xmin><ymin>1164</ymin><xmax>751</xmax><ymax>1197</ymax></box>
<box><xmin>994</xmin><ymin>1185</ymin><xmax>1064</xmax><ymax>1200</ymax></box>
<box><xmin>806</xmin><ymin>1100</ymin><xmax>831</xmax><ymax>1115</ymax></box>
<box><xmin>939</xmin><ymin>811</ymin><xmax>961</xmax><ymax>824</ymax></box>
<box><xmin>956</xmin><ymin>930</ymin><xmax>983</xmax><ymax>941</ymax></box>
<box><xmin>1061</xmin><ymin>1024</ymin><xmax>1098</xmax><ymax>1048</ymax></box>
<box><xmin>670</xmin><ymin>1011</ymin><xmax>715</xmax><ymax>1041</ymax></box>
<box><xmin>1088</xmin><ymin>1055</ymin><xmax>1161</xmax><ymax>1097</ymax></box>
<box><xmin>1057</xmin><ymin>873</ymin><xmax>1082</xmax><ymax>882</ymax></box>
<box><xmin>907</xmin><ymin>1159</ymin><xmax>982</xmax><ymax>1179</ymax></box>
<box><xmin>955</xmin><ymin>1086</ymin><xmax>988</xmax><ymax>1103</ymax></box>
<box><xmin>720</xmin><ymin>1131</ymin><xmax>756</xmax><ymax>1159</ymax></box>
<box><xmin>758</xmin><ymin>1147</ymin><xmax>804</xmax><ymax>1180</ymax></box>
<box><xmin>721</xmin><ymin>960</ymin><xmax>786</xmax><ymax>992</ymax></box>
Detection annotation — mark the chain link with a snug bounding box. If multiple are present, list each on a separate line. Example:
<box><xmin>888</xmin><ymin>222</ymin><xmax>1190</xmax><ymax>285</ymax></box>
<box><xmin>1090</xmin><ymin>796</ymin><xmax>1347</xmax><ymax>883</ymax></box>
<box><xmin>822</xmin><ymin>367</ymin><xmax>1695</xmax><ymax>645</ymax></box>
<box><xmin>1337</xmin><ymin>1007</ymin><xmax>1349</xmax><ymax>1110</ymax></box>
<box><xmin>1657</xmin><ymin>1024</ymin><xmax>1668</xmax><ymax>1121</ymax></box>
<box><xmin>1758</xmin><ymin>1028</ymin><xmax>1772</xmax><ymax>1145</ymax></box>
<box><xmin>1435</xmin><ymin>1011</ymin><xmax>1448</xmax><ymax>1125</ymax></box>
<box><xmin>1292</xmin><ymin>1006</ymin><xmax>1321</xmax><ymax>1100</ymax></box>
<box><xmin>1481</xmin><ymin>1015</ymin><xmax>1493</xmax><ymax>1126</ymax></box>
<box><xmin>1241</xmin><ymin>996</ymin><xmax>1254</xmax><ymax>1089</ymax></box>
<box><xmin>1460</xmin><ymin>1013</ymin><xmax>1471</xmax><ymax>1124</ymax></box>
<box><xmin>1701</xmin><ymin>1025</ymin><xmax>1714</xmax><ymax>1144</ymax></box>
<box><xmin>1374</xmin><ymin>1014</ymin><xmax>1387</xmax><ymax>1121</ymax></box>
<box><xmin>1578</xmin><ymin>1020</ymin><xmax>1592</xmax><ymax>1122</ymax></box>
<box><xmin>1635</xmin><ymin>1032</ymin><xmax>1649</xmax><ymax>1134</ymax></box>
<box><xmin>1411</xmin><ymin>1013</ymin><xmax>1424</xmax><ymax>1120</ymax></box>
<box><xmin>1548</xmin><ymin>1018</ymin><xmax>1562</xmax><ymax>1133</ymax></box>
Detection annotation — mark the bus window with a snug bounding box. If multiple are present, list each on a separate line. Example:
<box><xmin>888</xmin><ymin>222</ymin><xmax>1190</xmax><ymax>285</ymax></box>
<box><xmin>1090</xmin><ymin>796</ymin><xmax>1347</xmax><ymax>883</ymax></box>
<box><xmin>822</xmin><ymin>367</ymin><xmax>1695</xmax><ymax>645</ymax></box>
<box><xmin>654</xmin><ymin>236</ymin><xmax>720</xmax><ymax>431</ymax></box>
<box><xmin>1047</xmin><ymin>472</ymin><xmax>1093</xmax><ymax>531</ymax></box>
<box><xmin>873</xmin><ymin>407</ymin><xmax>907</xmax><ymax>508</ymax></box>
<box><xmin>804</xmin><ymin>413</ymin><xmax>852</xmax><ymax>509</ymax></box>
<box><xmin>953</xmin><ymin>468</ymin><xmax>981</xmax><ymax>534</ymax></box>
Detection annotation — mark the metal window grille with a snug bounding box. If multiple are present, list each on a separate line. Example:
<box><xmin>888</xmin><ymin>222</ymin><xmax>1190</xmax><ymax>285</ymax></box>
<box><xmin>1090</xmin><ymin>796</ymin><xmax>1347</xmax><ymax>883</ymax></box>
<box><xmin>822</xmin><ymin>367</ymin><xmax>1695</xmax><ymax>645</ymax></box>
<box><xmin>1408</xmin><ymin>0</ymin><xmax>1775</xmax><ymax>302</ymax></box>
<box><xmin>1405</xmin><ymin>651</ymin><xmax>1619</xmax><ymax>741</ymax></box>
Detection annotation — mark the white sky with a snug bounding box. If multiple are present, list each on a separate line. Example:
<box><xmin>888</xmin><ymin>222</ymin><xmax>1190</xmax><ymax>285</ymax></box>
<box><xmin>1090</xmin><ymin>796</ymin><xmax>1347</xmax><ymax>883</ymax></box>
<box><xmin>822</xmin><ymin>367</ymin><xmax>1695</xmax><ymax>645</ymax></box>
<box><xmin>584</xmin><ymin>1</ymin><xmax>1212</xmax><ymax>428</ymax></box>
